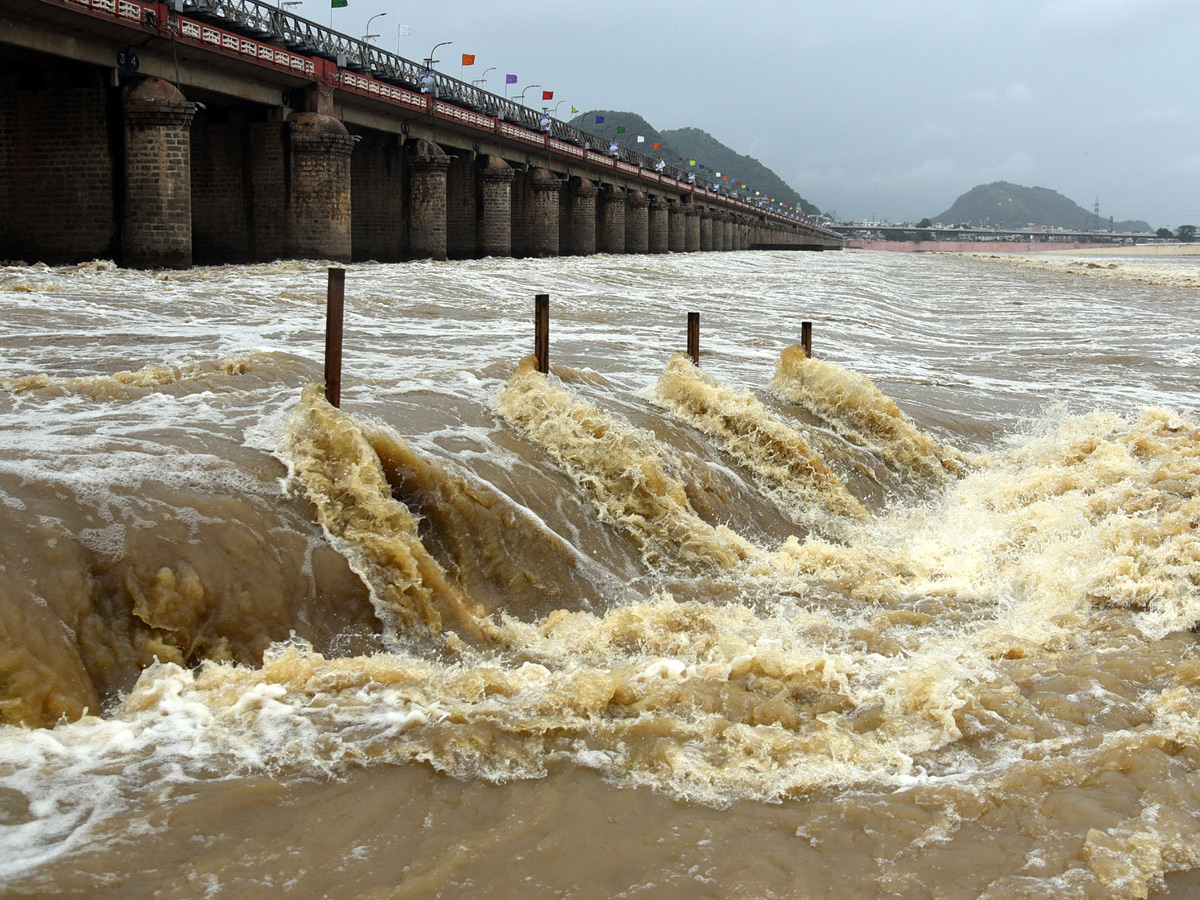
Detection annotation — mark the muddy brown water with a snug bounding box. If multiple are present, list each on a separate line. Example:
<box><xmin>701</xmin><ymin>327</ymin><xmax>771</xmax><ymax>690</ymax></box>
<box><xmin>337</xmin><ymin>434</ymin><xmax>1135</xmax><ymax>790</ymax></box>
<box><xmin>1</xmin><ymin>250</ymin><xmax>1199</xmax><ymax>898</ymax></box>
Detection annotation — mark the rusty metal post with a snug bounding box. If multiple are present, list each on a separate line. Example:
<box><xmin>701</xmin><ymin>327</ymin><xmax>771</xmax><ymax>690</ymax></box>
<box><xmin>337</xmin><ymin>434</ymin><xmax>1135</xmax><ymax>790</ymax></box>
<box><xmin>324</xmin><ymin>267</ymin><xmax>345</xmax><ymax>407</ymax></box>
<box><xmin>535</xmin><ymin>293</ymin><xmax>550</xmax><ymax>374</ymax></box>
<box><xmin>801</xmin><ymin>320</ymin><xmax>812</xmax><ymax>359</ymax></box>
<box><xmin>687</xmin><ymin>312</ymin><xmax>700</xmax><ymax>366</ymax></box>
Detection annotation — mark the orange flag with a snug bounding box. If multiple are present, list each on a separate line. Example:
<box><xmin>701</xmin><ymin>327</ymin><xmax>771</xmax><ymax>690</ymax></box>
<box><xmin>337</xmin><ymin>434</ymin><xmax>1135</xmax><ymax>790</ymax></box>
<box><xmin>461</xmin><ymin>54</ymin><xmax>476</xmax><ymax>65</ymax></box>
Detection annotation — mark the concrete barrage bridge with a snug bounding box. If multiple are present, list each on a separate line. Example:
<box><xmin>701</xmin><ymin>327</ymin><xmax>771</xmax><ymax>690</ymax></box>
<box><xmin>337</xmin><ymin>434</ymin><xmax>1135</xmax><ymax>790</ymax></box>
<box><xmin>0</xmin><ymin>0</ymin><xmax>843</xmax><ymax>267</ymax></box>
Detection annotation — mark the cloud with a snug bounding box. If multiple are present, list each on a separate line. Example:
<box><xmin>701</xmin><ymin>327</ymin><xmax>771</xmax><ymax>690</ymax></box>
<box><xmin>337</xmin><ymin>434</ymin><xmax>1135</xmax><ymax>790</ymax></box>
<box><xmin>910</xmin><ymin>120</ymin><xmax>959</xmax><ymax>145</ymax></box>
<box><xmin>965</xmin><ymin>88</ymin><xmax>998</xmax><ymax>105</ymax></box>
<box><xmin>966</xmin><ymin>84</ymin><xmax>1033</xmax><ymax>106</ymax></box>
<box><xmin>1166</xmin><ymin>154</ymin><xmax>1200</xmax><ymax>176</ymax></box>
<box><xmin>897</xmin><ymin>158</ymin><xmax>960</xmax><ymax>188</ymax></box>
<box><xmin>979</xmin><ymin>150</ymin><xmax>1037</xmax><ymax>184</ymax></box>
<box><xmin>1132</xmin><ymin>107</ymin><xmax>1183</xmax><ymax>124</ymax></box>
<box><xmin>1005</xmin><ymin>84</ymin><xmax>1033</xmax><ymax>103</ymax></box>
<box><xmin>1037</xmin><ymin>0</ymin><xmax>1198</xmax><ymax>47</ymax></box>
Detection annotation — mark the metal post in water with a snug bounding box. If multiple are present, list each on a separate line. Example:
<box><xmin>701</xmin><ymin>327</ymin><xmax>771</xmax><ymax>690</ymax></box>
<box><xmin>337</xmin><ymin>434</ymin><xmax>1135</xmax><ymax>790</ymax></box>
<box><xmin>535</xmin><ymin>293</ymin><xmax>550</xmax><ymax>374</ymax></box>
<box><xmin>801</xmin><ymin>320</ymin><xmax>813</xmax><ymax>359</ymax></box>
<box><xmin>325</xmin><ymin>267</ymin><xmax>345</xmax><ymax>408</ymax></box>
<box><xmin>687</xmin><ymin>311</ymin><xmax>700</xmax><ymax>366</ymax></box>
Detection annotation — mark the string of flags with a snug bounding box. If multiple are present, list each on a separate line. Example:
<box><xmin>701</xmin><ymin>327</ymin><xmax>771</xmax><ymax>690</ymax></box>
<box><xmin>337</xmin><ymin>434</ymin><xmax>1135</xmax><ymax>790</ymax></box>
<box><xmin>337</xmin><ymin>37</ymin><xmax>803</xmax><ymax>211</ymax></box>
<box><xmin>576</xmin><ymin>115</ymin><xmax>773</xmax><ymax>196</ymax></box>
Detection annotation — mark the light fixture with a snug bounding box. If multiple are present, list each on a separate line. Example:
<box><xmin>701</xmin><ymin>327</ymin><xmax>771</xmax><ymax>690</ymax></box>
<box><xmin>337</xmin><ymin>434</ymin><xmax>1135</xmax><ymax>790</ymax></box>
<box><xmin>363</xmin><ymin>11</ymin><xmax>386</xmax><ymax>43</ymax></box>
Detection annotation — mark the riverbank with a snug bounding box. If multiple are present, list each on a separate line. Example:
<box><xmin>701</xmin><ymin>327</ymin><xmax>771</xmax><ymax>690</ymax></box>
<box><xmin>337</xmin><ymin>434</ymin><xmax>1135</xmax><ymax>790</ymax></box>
<box><xmin>962</xmin><ymin>249</ymin><xmax>1200</xmax><ymax>290</ymax></box>
<box><xmin>846</xmin><ymin>239</ymin><xmax>1114</xmax><ymax>253</ymax></box>
<box><xmin>847</xmin><ymin>240</ymin><xmax>1200</xmax><ymax>256</ymax></box>
<box><xmin>1038</xmin><ymin>242</ymin><xmax>1200</xmax><ymax>257</ymax></box>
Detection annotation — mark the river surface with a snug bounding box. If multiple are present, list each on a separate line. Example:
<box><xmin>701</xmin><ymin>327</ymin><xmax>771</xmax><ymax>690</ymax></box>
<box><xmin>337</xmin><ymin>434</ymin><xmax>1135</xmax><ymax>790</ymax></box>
<box><xmin>1</xmin><ymin>249</ymin><xmax>1199</xmax><ymax>898</ymax></box>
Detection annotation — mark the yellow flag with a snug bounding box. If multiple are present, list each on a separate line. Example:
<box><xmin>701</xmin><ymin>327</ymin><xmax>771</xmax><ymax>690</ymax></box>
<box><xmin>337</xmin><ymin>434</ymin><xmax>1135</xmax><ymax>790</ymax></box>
<box><xmin>571</xmin><ymin>106</ymin><xmax>578</xmax><ymax>113</ymax></box>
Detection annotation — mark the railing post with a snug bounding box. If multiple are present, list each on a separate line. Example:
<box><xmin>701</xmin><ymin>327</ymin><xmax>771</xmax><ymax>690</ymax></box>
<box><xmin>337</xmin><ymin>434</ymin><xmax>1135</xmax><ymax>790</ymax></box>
<box><xmin>801</xmin><ymin>320</ymin><xmax>812</xmax><ymax>359</ymax></box>
<box><xmin>324</xmin><ymin>267</ymin><xmax>345</xmax><ymax>407</ymax></box>
<box><xmin>687</xmin><ymin>311</ymin><xmax>700</xmax><ymax>366</ymax></box>
<box><xmin>535</xmin><ymin>293</ymin><xmax>550</xmax><ymax>374</ymax></box>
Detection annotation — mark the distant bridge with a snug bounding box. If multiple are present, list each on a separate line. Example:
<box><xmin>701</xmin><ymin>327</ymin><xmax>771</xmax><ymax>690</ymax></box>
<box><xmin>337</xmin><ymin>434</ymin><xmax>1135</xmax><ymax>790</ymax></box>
<box><xmin>832</xmin><ymin>224</ymin><xmax>1153</xmax><ymax>246</ymax></box>
<box><xmin>0</xmin><ymin>0</ymin><xmax>842</xmax><ymax>266</ymax></box>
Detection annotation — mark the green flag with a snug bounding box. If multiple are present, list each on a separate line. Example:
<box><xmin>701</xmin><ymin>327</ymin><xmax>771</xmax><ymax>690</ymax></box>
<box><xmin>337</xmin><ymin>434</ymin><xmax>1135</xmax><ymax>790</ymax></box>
<box><xmin>617</xmin><ymin>126</ymin><xmax>626</xmax><ymax>134</ymax></box>
<box><xmin>332</xmin><ymin>0</ymin><xmax>347</xmax><ymax>7</ymax></box>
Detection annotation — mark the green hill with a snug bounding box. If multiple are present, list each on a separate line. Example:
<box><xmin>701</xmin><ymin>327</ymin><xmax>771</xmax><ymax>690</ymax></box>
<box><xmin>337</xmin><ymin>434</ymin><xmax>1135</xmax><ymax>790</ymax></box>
<box><xmin>568</xmin><ymin>110</ymin><xmax>821</xmax><ymax>215</ymax></box>
<box><xmin>933</xmin><ymin>182</ymin><xmax>1150</xmax><ymax>232</ymax></box>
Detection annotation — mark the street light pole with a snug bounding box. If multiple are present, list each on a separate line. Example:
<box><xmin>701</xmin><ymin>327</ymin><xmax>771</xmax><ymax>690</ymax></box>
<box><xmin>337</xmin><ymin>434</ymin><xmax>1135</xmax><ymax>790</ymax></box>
<box><xmin>518</xmin><ymin>84</ymin><xmax>540</xmax><ymax>106</ymax></box>
<box><xmin>363</xmin><ymin>11</ymin><xmax>386</xmax><ymax>43</ymax></box>
<box><xmin>474</xmin><ymin>65</ymin><xmax>496</xmax><ymax>87</ymax></box>
<box><xmin>426</xmin><ymin>40</ymin><xmax>453</xmax><ymax>71</ymax></box>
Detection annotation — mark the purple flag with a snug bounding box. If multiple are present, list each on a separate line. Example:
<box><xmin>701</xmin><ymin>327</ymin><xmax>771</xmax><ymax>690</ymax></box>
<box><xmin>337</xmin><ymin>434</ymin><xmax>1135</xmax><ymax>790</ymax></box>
<box><xmin>505</xmin><ymin>73</ymin><xmax>518</xmax><ymax>84</ymax></box>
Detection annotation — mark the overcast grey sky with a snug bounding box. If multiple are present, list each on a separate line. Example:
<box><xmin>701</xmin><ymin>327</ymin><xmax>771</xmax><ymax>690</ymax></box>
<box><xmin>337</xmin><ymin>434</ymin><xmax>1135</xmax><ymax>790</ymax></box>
<box><xmin>294</xmin><ymin>0</ymin><xmax>1197</xmax><ymax>226</ymax></box>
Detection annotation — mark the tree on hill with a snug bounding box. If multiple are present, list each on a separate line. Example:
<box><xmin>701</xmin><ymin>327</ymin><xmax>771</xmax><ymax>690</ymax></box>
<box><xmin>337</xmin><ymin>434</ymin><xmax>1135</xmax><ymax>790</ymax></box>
<box><xmin>1179</xmin><ymin>225</ymin><xmax>1197</xmax><ymax>243</ymax></box>
<box><xmin>568</xmin><ymin>110</ymin><xmax>821</xmax><ymax>215</ymax></box>
<box><xmin>659</xmin><ymin>127</ymin><xmax>821</xmax><ymax>215</ymax></box>
<box><xmin>932</xmin><ymin>182</ymin><xmax>1151</xmax><ymax>232</ymax></box>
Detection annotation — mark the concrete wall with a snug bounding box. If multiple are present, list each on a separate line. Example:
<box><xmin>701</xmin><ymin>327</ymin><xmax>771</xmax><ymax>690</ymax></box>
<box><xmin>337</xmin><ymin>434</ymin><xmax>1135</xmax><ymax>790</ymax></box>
<box><xmin>190</xmin><ymin>106</ymin><xmax>252</xmax><ymax>263</ymax></box>
<box><xmin>445</xmin><ymin>153</ymin><xmax>476</xmax><ymax>260</ymax></box>
<box><xmin>351</xmin><ymin>130</ymin><xmax>406</xmax><ymax>262</ymax></box>
<box><xmin>0</xmin><ymin>67</ymin><xmax>115</xmax><ymax>263</ymax></box>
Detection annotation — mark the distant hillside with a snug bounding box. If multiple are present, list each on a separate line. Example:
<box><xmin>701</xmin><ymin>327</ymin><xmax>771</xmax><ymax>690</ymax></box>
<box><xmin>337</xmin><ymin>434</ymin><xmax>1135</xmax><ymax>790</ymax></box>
<box><xmin>933</xmin><ymin>182</ymin><xmax>1150</xmax><ymax>232</ymax></box>
<box><xmin>568</xmin><ymin>110</ymin><xmax>821</xmax><ymax>215</ymax></box>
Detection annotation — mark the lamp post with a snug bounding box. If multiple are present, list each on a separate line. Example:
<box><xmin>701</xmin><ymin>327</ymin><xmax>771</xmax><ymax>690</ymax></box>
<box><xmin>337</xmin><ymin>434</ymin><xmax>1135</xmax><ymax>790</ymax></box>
<box><xmin>553</xmin><ymin>100</ymin><xmax>565</xmax><ymax>117</ymax></box>
<box><xmin>473</xmin><ymin>65</ymin><xmax>496</xmax><ymax>87</ymax></box>
<box><xmin>426</xmin><ymin>40</ymin><xmax>452</xmax><ymax>71</ymax></box>
<box><xmin>362</xmin><ymin>11</ymin><xmax>386</xmax><ymax>43</ymax></box>
<box><xmin>517</xmin><ymin>84</ymin><xmax>540</xmax><ymax>106</ymax></box>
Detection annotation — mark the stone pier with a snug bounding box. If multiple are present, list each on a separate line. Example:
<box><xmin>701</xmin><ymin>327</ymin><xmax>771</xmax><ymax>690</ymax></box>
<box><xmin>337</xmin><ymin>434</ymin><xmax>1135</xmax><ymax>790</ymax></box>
<box><xmin>667</xmin><ymin>199</ymin><xmax>686</xmax><ymax>252</ymax></box>
<box><xmin>527</xmin><ymin>167</ymin><xmax>561</xmax><ymax>257</ymax></box>
<box><xmin>287</xmin><ymin>111</ymin><xmax>354</xmax><ymax>261</ymax></box>
<box><xmin>123</xmin><ymin>78</ymin><xmax>196</xmax><ymax>268</ymax></box>
<box><xmin>648</xmin><ymin>196</ymin><xmax>669</xmax><ymax>254</ymax></box>
<box><xmin>626</xmin><ymin>191</ymin><xmax>650</xmax><ymax>255</ymax></box>
<box><xmin>684</xmin><ymin>200</ymin><xmax>700</xmax><ymax>253</ymax></box>
<box><xmin>478</xmin><ymin>155</ymin><xmax>514</xmax><ymax>257</ymax></box>
<box><xmin>407</xmin><ymin>138</ymin><xmax>450</xmax><ymax>260</ymax></box>
<box><xmin>597</xmin><ymin>185</ymin><xmax>626</xmax><ymax>254</ymax></box>
<box><xmin>566</xmin><ymin>176</ymin><xmax>597</xmax><ymax>256</ymax></box>
<box><xmin>699</xmin><ymin>208</ymin><xmax>713</xmax><ymax>251</ymax></box>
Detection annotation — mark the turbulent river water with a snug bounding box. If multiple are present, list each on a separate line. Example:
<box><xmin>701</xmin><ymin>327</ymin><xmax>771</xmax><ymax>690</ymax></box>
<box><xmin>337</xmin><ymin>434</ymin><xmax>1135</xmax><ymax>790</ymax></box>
<box><xmin>1</xmin><ymin>248</ymin><xmax>1199</xmax><ymax>899</ymax></box>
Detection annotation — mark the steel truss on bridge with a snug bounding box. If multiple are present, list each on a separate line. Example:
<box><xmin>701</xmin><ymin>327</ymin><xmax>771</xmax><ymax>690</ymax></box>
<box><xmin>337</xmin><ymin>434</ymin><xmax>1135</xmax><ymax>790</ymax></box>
<box><xmin>180</xmin><ymin>0</ymin><xmax>697</xmax><ymax>182</ymax></box>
